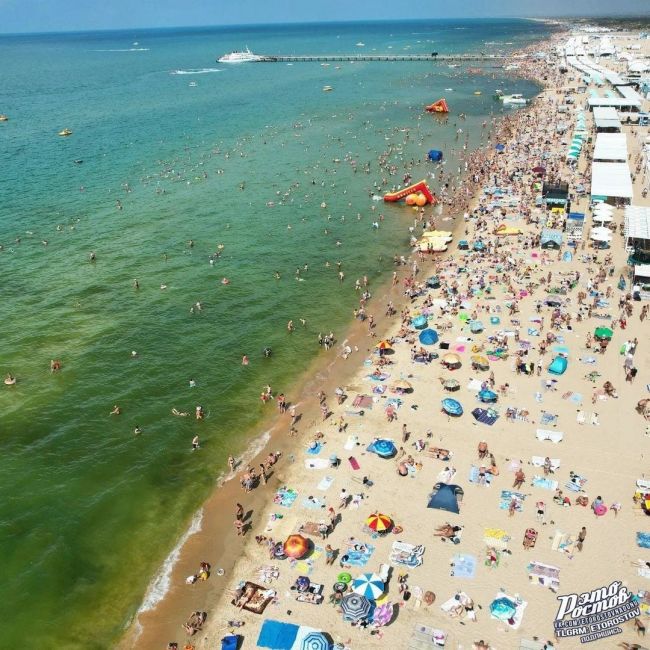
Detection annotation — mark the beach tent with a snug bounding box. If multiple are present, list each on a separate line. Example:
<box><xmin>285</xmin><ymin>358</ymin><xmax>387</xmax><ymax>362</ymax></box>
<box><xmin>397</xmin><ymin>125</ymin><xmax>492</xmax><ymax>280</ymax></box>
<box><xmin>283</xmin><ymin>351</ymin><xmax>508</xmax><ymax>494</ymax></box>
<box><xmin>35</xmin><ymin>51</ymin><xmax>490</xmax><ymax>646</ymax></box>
<box><xmin>427</xmin><ymin>483</ymin><xmax>464</xmax><ymax>514</ymax></box>
<box><xmin>427</xmin><ymin>149</ymin><xmax>444</xmax><ymax>162</ymax></box>
<box><xmin>418</xmin><ymin>328</ymin><xmax>439</xmax><ymax>345</ymax></box>
<box><xmin>548</xmin><ymin>356</ymin><xmax>568</xmax><ymax>375</ymax></box>
<box><xmin>540</xmin><ymin>228</ymin><xmax>563</xmax><ymax>249</ymax></box>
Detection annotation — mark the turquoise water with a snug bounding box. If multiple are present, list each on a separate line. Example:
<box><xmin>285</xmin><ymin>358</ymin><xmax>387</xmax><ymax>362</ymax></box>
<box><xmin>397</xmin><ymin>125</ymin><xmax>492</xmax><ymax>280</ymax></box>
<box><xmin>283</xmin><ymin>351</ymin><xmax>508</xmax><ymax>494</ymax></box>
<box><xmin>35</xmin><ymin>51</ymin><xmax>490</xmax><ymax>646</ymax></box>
<box><xmin>0</xmin><ymin>19</ymin><xmax>548</xmax><ymax>648</ymax></box>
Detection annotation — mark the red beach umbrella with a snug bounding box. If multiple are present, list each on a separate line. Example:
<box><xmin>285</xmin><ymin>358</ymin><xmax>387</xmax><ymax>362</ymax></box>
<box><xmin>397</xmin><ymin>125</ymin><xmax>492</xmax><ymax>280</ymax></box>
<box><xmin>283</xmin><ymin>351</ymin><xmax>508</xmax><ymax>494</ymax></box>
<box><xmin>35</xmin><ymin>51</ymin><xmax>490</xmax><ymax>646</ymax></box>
<box><xmin>283</xmin><ymin>534</ymin><xmax>309</xmax><ymax>559</ymax></box>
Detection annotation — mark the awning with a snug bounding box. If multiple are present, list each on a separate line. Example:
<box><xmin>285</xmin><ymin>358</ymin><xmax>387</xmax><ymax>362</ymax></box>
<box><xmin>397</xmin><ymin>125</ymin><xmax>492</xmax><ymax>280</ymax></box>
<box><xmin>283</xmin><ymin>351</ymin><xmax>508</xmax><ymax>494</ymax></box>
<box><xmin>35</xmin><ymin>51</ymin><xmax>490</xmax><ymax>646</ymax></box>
<box><xmin>625</xmin><ymin>205</ymin><xmax>650</xmax><ymax>240</ymax></box>
<box><xmin>593</xmin><ymin>106</ymin><xmax>621</xmax><ymax>131</ymax></box>
<box><xmin>634</xmin><ymin>265</ymin><xmax>650</xmax><ymax>280</ymax></box>
<box><xmin>593</xmin><ymin>133</ymin><xmax>628</xmax><ymax>162</ymax></box>
<box><xmin>591</xmin><ymin>162</ymin><xmax>633</xmax><ymax>199</ymax></box>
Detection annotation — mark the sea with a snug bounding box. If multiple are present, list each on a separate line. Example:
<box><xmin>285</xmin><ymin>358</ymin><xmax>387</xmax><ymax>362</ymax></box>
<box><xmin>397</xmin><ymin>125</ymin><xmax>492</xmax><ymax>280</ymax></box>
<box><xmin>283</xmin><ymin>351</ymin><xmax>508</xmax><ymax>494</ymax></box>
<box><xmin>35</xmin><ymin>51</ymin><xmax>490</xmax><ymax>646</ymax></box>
<box><xmin>0</xmin><ymin>19</ymin><xmax>550</xmax><ymax>648</ymax></box>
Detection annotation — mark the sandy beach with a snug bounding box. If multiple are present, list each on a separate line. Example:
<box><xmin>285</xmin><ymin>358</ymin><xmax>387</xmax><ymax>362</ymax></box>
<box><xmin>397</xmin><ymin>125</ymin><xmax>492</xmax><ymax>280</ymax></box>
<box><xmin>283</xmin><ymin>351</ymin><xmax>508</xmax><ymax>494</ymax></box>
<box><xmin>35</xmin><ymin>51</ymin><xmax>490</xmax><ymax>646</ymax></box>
<box><xmin>129</xmin><ymin>25</ymin><xmax>650</xmax><ymax>650</ymax></box>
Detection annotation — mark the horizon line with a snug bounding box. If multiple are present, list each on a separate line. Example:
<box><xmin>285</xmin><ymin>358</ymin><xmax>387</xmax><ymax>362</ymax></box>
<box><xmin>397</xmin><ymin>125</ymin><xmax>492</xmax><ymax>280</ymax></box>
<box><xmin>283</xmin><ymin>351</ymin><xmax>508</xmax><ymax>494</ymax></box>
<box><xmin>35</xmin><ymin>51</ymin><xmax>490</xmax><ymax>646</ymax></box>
<box><xmin>0</xmin><ymin>14</ymin><xmax>644</xmax><ymax>38</ymax></box>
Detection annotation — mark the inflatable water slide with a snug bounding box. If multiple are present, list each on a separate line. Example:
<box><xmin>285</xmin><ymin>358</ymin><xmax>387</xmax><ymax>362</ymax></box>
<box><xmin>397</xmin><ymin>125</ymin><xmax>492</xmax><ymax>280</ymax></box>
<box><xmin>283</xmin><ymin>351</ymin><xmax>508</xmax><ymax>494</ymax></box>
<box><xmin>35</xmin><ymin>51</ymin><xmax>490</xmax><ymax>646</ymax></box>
<box><xmin>383</xmin><ymin>180</ymin><xmax>436</xmax><ymax>204</ymax></box>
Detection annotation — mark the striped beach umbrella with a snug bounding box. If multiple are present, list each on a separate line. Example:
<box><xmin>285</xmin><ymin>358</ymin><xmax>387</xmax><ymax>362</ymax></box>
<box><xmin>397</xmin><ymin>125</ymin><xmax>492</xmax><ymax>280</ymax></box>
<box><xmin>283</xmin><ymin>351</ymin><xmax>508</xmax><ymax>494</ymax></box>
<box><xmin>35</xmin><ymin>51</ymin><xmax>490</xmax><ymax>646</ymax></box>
<box><xmin>366</xmin><ymin>513</ymin><xmax>392</xmax><ymax>532</ymax></box>
<box><xmin>300</xmin><ymin>631</ymin><xmax>331</xmax><ymax>650</ymax></box>
<box><xmin>341</xmin><ymin>592</ymin><xmax>372</xmax><ymax>621</ymax></box>
<box><xmin>352</xmin><ymin>573</ymin><xmax>384</xmax><ymax>600</ymax></box>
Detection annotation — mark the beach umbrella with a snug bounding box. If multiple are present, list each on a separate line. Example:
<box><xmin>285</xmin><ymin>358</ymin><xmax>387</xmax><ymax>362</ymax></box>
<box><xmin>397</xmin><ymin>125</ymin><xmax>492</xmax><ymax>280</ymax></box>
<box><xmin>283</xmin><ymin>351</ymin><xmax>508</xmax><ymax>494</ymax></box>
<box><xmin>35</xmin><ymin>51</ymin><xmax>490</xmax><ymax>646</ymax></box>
<box><xmin>341</xmin><ymin>593</ymin><xmax>372</xmax><ymax>621</ymax></box>
<box><xmin>365</xmin><ymin>513</ymin><xmax>393</xmax><ymax>533</ymax></box>
<box><xmin>443</xmin><ymin>378</ymin><xmax>461</xmax><ymax>391</ymax></box>
<box><xmin>372</xmin><ymin>602</ymin><xmax>394</xmax><ymax>627</ymax></box>
<box><xmin>411</xmin><ymin>315</ymin><xmax>428</xmax><ymax>329</ymax></box>
<box><xmin>490</xmin><ymin>596</ymin><xmax>517</xmax><ymax>621</ymax></box>
<box><xmin>296</xmin><ymin>575</ymin><xmax>311</xmax><ymax>590</ymax></box>
<box><xmin>376</xmin><ymin>340</ymin><xmax>392</xmax><ymax>350</ymax></box>
<box><xmin>283</xmin><ymin>534</ymin><xmax>309</xmax><ymax>559</ymax></box>
<box><xmin>372</xmin><ymin>439</ymin><xmax>396</xmax><ymax>458</ymax></box>
<box><xmin>495</xmin><ymin>143</ymin><xmax>505</xmax><ymax>152</ymax></box>
<box><xmin>593</xmin><ymin>213</ymin><xmax>612</xmax><ymax>223</ymax></box>
<box><xmin>442</xmin><ymin>398</ymin><xmax>463</xmax><ymax>416</ymax></box>
<box><xmin>594</xmin><ymin>203</ymin><xmax>614</xmax><ymax>212</ymax></box>
<box><xmin>531</xmin><ymin>166</ymin><xmax>546</xmax><ymax>174</ymax></box>
<box><xmin>478</xmin><ymin>388</ymin><xmax>498</xmax><ymax>403</ymax></box>
<box><xmin>591</xmin><ymin>227</ymin><xmax>612</xmax><ymax>242</ymax></box>
<box><xmin>352</xmin><ymin>573</ymin><xmax>385</xmax><ymax>600</ymax></box>
<box><xmin>471</xmin><ymin>355</ymin><xmax>489</xmax><ymax>368</ymax></box>
<box><xmin>300</xmin><ymin>632</ymin><xmax>331</xmax><ymax>650</ymax></box>
<box><xmin>594</xmin><ymin>327</ymin><xmax>613</xmax><ymax>340</ymax></box>
<box><xmin>391</xmin><ymin>379</ymin><xmax>413</xmax><ymax>392</ymax></box>
<box><xmin>418</xmin><ymin>328</ymin><xmax>439</xmax><ymax>345</ymax></box>
<box><xmin>442</xmin><ymin>352</ymin><xmax>462</xmax><ymax>368</ymax></box>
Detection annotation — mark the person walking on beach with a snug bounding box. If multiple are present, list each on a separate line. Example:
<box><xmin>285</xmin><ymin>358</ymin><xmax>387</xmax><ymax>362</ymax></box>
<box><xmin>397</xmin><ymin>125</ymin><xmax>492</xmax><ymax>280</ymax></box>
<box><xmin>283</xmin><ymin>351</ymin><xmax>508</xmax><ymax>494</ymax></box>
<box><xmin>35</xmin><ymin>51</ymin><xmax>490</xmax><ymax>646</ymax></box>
<box><xmin>513</xmin><ymin>468</ymin><xmax>525</xmax><ymax>489</ymax></box>
<box><xmin>338</xmin><ymin>489</ymin><xmax>349</xmax><ymax>509</ymax></box>
<box><xmin>228</xmin><ymin>455</ymin><xmax>236</xmax><ymax>473</ymax></box>
<box><xmin>235</xmin><ymin>503</ymin><xmax>244</xmax><ymax>520</ymax></box>
<box><xmin>234</xmin><ymin>517</ymin><xmax>245</xmax><ymax>536</ymax></box>
<box><xmin>325</xmin><ymin>544</ymin><xmax>337</xmax><ymax>566</ymax></box>
<box><xmin>577</xmin><ymin>527</ymin><xmax>587</xmax><ymax>551</ymax></box>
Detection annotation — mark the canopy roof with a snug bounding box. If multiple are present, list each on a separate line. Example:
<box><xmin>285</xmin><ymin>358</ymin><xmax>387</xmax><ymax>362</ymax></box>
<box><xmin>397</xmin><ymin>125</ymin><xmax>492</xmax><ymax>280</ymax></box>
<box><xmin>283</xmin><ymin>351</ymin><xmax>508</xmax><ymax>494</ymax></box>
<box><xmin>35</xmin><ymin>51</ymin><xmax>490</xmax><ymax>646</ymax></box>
<box><xmin>625</xmin><ymin>205</ymin><xmax>650</xmax><ymax>241</ymax></box>
<box><xmin>593</xmin><ymin>133</ymin><xmax>628</xmax><ymax>161</ymax></box>
<box><xmin>588</xmin><ymin>97</ymin><xmax>641</xmax><ymax>109</ymax></box>
<box><xmin>591</xmin><ymin>162</ymin><xmax>633</xmax><ymax>199</ymax></box>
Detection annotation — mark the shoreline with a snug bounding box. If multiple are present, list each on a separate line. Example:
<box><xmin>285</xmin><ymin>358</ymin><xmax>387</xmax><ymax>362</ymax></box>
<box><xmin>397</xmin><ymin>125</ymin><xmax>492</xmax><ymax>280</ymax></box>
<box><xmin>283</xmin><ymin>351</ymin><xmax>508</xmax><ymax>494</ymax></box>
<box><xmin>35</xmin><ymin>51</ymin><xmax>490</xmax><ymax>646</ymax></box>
<box><xmin>122</xmin><ymin>35</ymin><xmax>556</xmax><ymax>648</ymax></box>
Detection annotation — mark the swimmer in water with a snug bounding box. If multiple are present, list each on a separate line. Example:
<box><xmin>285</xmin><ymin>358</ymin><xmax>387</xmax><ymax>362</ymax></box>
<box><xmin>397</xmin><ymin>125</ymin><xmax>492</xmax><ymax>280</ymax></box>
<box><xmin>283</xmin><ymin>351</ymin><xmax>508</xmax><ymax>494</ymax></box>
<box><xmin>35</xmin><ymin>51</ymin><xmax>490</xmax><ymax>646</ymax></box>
<box><xmin>110</xmin><ymin>405</ymin><xmax>121</xmax><ymax>415</ymax></box>
<box><xmin>221</xmin><ymin>277</ymin><xmax>230</xmax><ymax>285</ymax></box>
<box><xmin>287</xmin><ymin>320</ymin><xmax>294</xmax><ymax>333</ymax></box>
<box><xmin>192</xmin><ymin>435</ymin><xmax>200</xmax><ymax>450</ymax></box>
<box><xmin>189</xmin><ymin>378</ymin><xmax>196</xmax><ymax>388</ymax></box>
<box><xmin>242</xmin><ymin>355</ymin><xmax>249</xmax><ymax>365</ymax></box>
<box><xmin>133</xmin><ymin>279</ymin><xmax>139</xmax><ymax>289</ymax></box>
<box><xmin>134</xmin><ymin>425</ymin><xmax>142</xmax><ymax>435</ymax></box>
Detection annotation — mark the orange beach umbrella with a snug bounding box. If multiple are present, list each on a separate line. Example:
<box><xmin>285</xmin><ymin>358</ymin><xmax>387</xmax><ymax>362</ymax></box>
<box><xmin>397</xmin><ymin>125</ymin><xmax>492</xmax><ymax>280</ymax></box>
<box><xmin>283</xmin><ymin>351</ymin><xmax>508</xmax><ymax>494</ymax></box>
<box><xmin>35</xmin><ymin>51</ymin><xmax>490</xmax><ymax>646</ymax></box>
<box><xmin>284</xmin><ymin>534</ymin><xmax>309</xmax><ymax>559</ymax></box>
<box><xmin>366</xmin><ymin>513</ymin><xmax>393</xmax><ymax>533</ymax></box>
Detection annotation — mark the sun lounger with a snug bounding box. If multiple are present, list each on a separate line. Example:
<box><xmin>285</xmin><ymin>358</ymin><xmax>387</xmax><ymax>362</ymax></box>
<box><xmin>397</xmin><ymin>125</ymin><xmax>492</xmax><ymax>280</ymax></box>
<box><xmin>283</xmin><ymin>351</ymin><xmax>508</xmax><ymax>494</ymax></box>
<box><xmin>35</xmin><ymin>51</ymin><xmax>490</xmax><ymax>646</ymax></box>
<box><xmin>536</xmin><ymin>429</ymin><xmax>564</xmax><ymax>443</ymax></box>
<box><xmin>392</xmin><ymin>540</ymin><xmax>425</xmax><ymax>556</ymax></box>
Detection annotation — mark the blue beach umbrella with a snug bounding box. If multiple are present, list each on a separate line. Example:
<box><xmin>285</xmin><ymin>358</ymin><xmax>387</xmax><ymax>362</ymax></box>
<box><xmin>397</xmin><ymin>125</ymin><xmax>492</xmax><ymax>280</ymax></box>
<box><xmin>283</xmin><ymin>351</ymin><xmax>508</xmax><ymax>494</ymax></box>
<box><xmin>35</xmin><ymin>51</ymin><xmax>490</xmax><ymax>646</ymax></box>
<box><xmin>495</xmin><ymin>143</ymin><xmax>506</xmax><ymax>152</ymax></box>
<box><xmin>300</xmin><ymin>632</ymin><xmax>331</xmax><ymax>650</ymax></box>
<box><xmin>372</xmin><ymin>439</ymin><xmax>396</xmax><ymax>458</ymax></box>
<box><xmin>490</xmin><ymin>597</ymin><xmax>517</xmax><ymax>621</ymax></box>
<box><xmin>419</xmin><ymin>328</ymin><xmax>439</xmax><ymax>345</ymax></box>
<box><xmin>442</xmin><ymin>398</ymin><xmax>463</xmax><ymax>416</ymax></box>
<box><xmin>478</xmin><ymin>389</ymin><xmax>498</xmax><ymax>403</ymax></box>
<box><xmin>351</xmin><ymin>573</ymin><xmax>385</xmax><ymax>600</ymax></box>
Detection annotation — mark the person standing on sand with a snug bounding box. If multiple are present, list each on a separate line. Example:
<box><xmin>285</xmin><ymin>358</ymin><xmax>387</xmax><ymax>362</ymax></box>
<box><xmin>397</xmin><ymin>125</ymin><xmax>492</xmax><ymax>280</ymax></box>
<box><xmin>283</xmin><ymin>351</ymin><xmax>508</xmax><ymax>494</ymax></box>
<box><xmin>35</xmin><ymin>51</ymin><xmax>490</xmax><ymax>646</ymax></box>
<box><xmin>577</xmin><ymin>527</ymin><xmax>586</xmax><ymax>551</ymax></box>
<box><xmin>234</xmin><ymin>517</ymin><xmax>245</xmax><ymax>536</ymax></box>
<box><xmin>235</xmin><ymin>503</ymin><xmax>244</xmax><ymax>520</ymax></box>
<box><xmin>513</xmin><ymin>468</ymin><xmax>525</xmax><ymax>489</ymax></box>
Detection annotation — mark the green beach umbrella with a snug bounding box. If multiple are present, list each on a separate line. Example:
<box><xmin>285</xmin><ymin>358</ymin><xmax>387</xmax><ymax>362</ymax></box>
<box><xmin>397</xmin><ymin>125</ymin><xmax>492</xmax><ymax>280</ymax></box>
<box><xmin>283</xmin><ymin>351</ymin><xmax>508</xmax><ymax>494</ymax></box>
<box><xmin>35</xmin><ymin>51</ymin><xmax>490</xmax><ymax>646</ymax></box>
<box><xmin>594</xmin><ymin>327</ymin><xmax>613</xmax><ymax>340</ymax></box>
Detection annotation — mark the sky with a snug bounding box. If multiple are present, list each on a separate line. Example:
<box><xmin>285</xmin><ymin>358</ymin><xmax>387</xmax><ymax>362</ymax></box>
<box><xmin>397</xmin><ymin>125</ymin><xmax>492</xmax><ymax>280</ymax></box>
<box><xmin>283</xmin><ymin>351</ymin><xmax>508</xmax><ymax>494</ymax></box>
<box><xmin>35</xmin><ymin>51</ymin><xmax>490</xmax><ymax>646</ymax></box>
<box><xmin>0</xmin><ymin>0</ymin><xmax>648</xmax><ymax>34</ymax></box>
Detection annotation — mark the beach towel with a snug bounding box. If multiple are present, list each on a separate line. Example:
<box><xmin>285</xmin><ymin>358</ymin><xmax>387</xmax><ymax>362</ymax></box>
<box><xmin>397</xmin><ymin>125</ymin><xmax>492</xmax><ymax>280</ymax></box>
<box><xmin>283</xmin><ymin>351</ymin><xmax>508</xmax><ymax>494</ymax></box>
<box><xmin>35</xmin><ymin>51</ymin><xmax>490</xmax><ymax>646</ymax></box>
<box><xmin>540</xmin><ymin>411</ymin><xmax>558</xmax><ymax>426</ymax></box>
<box><xmin>440</xmin><ymin>592</ymin><xmax>471</xmax><ymax>614</ymax></box>
<box><xmin>469</xmin><ymin>465</ymin><xmax>493</xmax><ymax>486</ymax></box>
<box><xmin>345</xmin><ymin>544</ymin><xmax>375</xmax><ymax>567</ymax></box>
<box><xmin>352</xmin><ymin>395</ymin><xmax>373</xmax><ymax>409</ymax></box>
<box><xmin>436</xmin><ymin>467</ymin><xmax>457</xmax><ymax>484</ymax></box>
<box><xmin>499</xmin><ymin>490</ymin><xmax>526</xmax><ymax>512</ymax></box>
<box><xmin>304</xmin><ymin>458</ymin><xmax>329</xmax><ymax>470</ymax></box>
<box><xmin>348</xmin><ymin>456</ymin><xmax>360</xmax><ymax>470</ymax></box>
<box><xmin>450</xmin><ymin>554</ymin><xmax>476</xmax><ymax>579</ymax></box>
<box><xmin>536</xmin><ymin>429</ymin><xmax>564</xmax><ymax>443</ymax></box>
<box><xmin>580</xmin><ymin>356</ymin><xmax>597</xmax><ymax>364</ymax></box>
<box><xmin>531</xmin><ymin>456</ymin><xmax>560</xmax><ymax>472</ymax></box>
<box><xmin>527</xmin><ymin>328</ymin><xmax>539</xmax><ymax>336</ymax></box>
<box><xmin>452</xmin><ymin>344</ymin><xmax>466</xmax><ymax>353</ymax></box>
<box><xmin>306</xmin><ymin>443</ymin><xmax>322</xmax><ymax>455</ymax></box>
<box><xmin>565</xmin><ymin>474</ymin><xmax>587</xmax><ymax>492</ymax></box>
<box><xmin>302</xmin><ymin>496</ymin><xmax>324</xmax><ymax>510</ymax></box>
<box><xmin>569</xmin><ymin>393</ymin><xmax>583</xmax><ymax>405</ymax></box>
<box><xmin>491</xmin><ymin>593</ymin><xmax>527</xmax><ymax>629</ymax></box>
<box><xmin>274</xmin><ymin>487</ymin><xmax>298</xmax><ymax>508</ymax></box>
<box><xmin>386</xmin><ymin>397</ymin><xmax>403</xmax><ymax>408</ymax></box>
<box><xmin>368</xmin><ymin>373</ymin><xmax>389</xmax><ymax>381</ymax></box>
<box><xmin>344</xmin><ymin>435</ymin><xmax>359</xmax><ymax>450</ymax></box>
<box><xmin>472</xmin><ymin>407</ymin><xmax>499</xmax><ymax>426</ymax></box>
<box><xmin>483</xmin><ymin>528</ymin><xmax>510</xmax><ymax>550</ymax></box>
<box><xmin>532</xmin><ymin>476</ymin><xmax>558</xmax><ymax>491</ymax></box>
<box><xmin>636</xmin><ymin>533</ymin><xmax>650</xmax><ymax>549</ymax></box>
<box><xmin>316</xmin><ymin>475</ymin><xmax>334</xmax><ymax>491</ymax></box>
<box><xmin>372</xmin><ymin>385</ymin><xmax>386</xmax><ymax>395</ymax></box>
<box><xmin>551</xmin><ymin>530</ymin><xmax>576</xmax><ymax>554</ymax></box>
<box><xmin>466</xmin><ymin>378</ymin><xmax>484</xmax><ymax>392</ymax></box>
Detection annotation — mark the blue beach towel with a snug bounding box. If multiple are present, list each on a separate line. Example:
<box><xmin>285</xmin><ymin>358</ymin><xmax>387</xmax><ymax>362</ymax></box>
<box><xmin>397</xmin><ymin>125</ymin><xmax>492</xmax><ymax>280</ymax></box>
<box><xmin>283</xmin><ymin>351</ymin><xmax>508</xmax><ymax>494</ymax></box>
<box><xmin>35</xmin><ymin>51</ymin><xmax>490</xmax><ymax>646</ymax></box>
<box><xmin>532</xmin><ymin>476</ymin><xmax>558</xmax><ymax>490</ymax></box>
<box><xmin>471</xmin><ymin>407</ymin><xmax>499</xmax><ymax>426</ymax></box>
<box><xmin>451</xmin><ymin>554</ymin><xmax>477</xmax><ymax>579</ymax></box>
<box><xmin>274</xmin><ymin>487</ymin><xmax>298</xmax><ymax>508</ymax></box>
<box><xmin>469</xmin><ymin>465</ymin><xmax>493</xmax><ymax>486</ymax></box>
<box><xmin>345</xmin><ymin>544</ymin><xmax>375</xmax><ymax>567</ymax></box>
<box><xmin>637</xmin><ymin>532</ymin><xmax>650</xmax><ymax>549</ymax></box>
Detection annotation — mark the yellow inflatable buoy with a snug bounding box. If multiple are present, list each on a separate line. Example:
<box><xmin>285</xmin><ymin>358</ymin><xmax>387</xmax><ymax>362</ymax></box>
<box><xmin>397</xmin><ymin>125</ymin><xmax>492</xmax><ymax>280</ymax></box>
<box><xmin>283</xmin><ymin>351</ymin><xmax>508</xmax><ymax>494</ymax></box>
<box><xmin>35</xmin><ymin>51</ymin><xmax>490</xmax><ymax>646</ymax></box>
<box><xmin>58</xmin><ymin>128</ymin><xmax>72</xmax><ymax>136</ymax></box>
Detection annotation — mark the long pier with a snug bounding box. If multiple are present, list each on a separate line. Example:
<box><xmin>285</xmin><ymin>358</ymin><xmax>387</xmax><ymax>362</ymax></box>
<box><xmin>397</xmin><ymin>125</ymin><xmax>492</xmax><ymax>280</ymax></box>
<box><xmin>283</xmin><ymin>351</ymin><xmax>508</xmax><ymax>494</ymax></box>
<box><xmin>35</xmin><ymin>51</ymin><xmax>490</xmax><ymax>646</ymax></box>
<box><xmin>254</xmin><ymin>53</ymin><xmax>511</xmax><ymax>63</ymax></box>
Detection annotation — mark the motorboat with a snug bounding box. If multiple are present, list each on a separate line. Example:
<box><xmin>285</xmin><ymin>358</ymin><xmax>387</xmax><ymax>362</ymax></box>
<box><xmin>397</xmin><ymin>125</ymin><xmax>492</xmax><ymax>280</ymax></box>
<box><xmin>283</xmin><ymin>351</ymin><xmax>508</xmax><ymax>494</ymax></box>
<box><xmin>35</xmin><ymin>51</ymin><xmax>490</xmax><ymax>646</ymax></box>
<box><xmin>0</xmin><ymin>114</ymin><xmax>8</xmax><ymax>122</ymax></box>
<box><xmin>322</xmin><ymin>85</ymin><xmax>333</xmax><ymax>92</ymax></box>
<box><xmin>501</xmin><ymin>93</ymin><xmax>528</xmax><ymax>105</ymax></box>
<box><xmin>58</xmin><ymin>128</ymin><xmax>72</xmax><ymax>136</ymax></box>
<box><xmin>217</xmin><ymin>47</ymin><xmax>263</xmax><ymax>63</ymax></box>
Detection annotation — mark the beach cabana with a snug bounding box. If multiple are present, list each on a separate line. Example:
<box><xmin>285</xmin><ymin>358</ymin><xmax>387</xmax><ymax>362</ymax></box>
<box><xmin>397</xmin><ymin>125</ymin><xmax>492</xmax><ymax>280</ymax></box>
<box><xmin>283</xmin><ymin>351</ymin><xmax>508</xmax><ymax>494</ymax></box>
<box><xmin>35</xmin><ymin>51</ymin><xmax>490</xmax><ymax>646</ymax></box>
<box><xmin>469</xmin><ymin>320</ymin><xmax>484</xmax><ymax>334</ymax></box>
<box><xmin>471</xmin><ymin>355</ymin><xmax>489</xmax><ymax>371</ymax></box>
<box><xmin>443</xmin><ymin>378</ymin><xmax>460</xmax><ymax>391</ymax></box>
<box><xmin>490</xmin><ymin>597</ymin><xmax>516</xmax><ymax>621</ymax></box>
<box><xmin>419</xmin><ymin>328</ymin><xmax>439</xmax><ymax>345</ymax></box>
<box><xmin>442</xmin><ymin>398</ymin><xmax>463</xmax><ymax>416</ymax></box>
<box><xmin>427</xmin><ymin>483</ymin><xmax>464</xmax><ymax>514</ymax></box>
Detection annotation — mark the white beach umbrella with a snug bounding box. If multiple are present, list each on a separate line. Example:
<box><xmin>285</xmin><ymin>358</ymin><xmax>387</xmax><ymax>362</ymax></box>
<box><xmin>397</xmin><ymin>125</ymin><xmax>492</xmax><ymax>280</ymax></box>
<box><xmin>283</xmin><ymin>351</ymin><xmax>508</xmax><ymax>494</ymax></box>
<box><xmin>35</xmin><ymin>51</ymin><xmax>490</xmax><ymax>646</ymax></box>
<box><xmin>593</xmin><ymin>213</ymin><xmax>613</xmax><ymax>223</ymax></box>
<box><xmin>593</xmin><ymin>203</ymin><xmax>614</xmax><ymax>214</ymax></box>
<box><xmin>591</xmin><ymin>227</ymin><xmax>612</xmax><ymax>242</ymax></box>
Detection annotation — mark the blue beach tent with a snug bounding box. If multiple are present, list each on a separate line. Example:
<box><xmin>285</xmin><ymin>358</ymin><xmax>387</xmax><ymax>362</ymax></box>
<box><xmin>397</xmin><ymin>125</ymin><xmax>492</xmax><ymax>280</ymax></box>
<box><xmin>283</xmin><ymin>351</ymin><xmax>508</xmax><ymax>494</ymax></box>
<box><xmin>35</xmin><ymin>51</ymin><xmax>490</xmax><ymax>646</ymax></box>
<box><xmin>257</xmin><ymin>620</ymin><xmax>299</xmax><ymax>650</ymax></box>
<box><xmin>427</xmin><ymin>483</ymin><xmax>464</xmax><ymax>514</ymax></box>
<box><xmin>548</xmin><ymin>356</ymin><xmax>568</xmax><ymax>375</ymax></box>
<box><xmin>428</xmin><ymin>149</ymin><xmax>443</xmax><ymax>162</ymax></box>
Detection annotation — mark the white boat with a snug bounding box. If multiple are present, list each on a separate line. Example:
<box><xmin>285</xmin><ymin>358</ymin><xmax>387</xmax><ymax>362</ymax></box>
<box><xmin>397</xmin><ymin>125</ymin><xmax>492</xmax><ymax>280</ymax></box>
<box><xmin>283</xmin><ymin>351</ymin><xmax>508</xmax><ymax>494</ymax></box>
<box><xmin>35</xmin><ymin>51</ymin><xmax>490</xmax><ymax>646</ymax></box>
<box><xmin>217</xmin><ymin>47</ymin><xmax>263</xmax><ymax>63</ymax></box>
<box><xmin>501</xmin><ymin>93</ymin><xmax>528</xmax><ymax>105</ymax></box>
<box><xmin>322</xmin><ymin>85</ymin><xmax>333</xmax><ymax>92</ymax></box>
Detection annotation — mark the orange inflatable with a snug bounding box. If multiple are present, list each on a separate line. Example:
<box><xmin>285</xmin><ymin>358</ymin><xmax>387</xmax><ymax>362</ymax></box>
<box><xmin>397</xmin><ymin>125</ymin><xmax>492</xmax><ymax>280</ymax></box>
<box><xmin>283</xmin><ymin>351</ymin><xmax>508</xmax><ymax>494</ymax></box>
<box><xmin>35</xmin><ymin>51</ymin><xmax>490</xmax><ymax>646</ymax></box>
<box><xmin>384</xmin><ymin>180</ymin><xmax>436</xmax><ymax>204</ymax></box>
<box><xmin>425</xmin><ymin>98</ymin><xmax>449</xmax><ymax>113</ymax></box>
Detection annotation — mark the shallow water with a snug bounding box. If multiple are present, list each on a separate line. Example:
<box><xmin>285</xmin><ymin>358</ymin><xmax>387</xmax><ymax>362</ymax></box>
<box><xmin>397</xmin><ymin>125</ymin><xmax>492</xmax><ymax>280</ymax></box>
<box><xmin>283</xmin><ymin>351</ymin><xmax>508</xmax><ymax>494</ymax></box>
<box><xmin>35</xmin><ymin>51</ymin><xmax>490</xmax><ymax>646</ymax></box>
<box><xmin>0</xmin><ymin>19</ymin><xmax>547</xmax><ymax>647</ymax></box>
